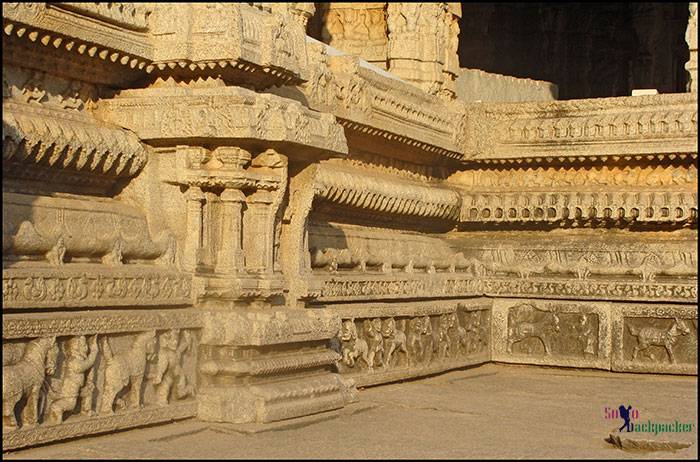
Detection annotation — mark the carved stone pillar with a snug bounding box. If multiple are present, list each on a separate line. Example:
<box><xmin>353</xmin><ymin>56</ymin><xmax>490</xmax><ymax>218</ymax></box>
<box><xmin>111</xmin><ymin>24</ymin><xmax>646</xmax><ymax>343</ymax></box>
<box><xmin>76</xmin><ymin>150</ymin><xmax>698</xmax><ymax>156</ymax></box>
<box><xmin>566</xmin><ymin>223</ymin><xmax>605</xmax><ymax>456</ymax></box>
<box><xmin>319</xmin><ymin>3</ymin><xmax>388</xmax><ymax>69</ymax></box>
<box><xmin>243</xmin><ymin>190</ymin><xmax>274</xmax><ymax>273</ymax></box>
<box><xmin>215</xmin><ymin>188</ymin><xmax>246</xmax><ymax>274</ymax></box>
<box><xmin>441</xmin><ymin>3</ymin><xmax>461</xmax><ymax>100</ymax></box>
<box><xmin>687</xmin><ymin>2</ymin><xmax>698</xmax><ymax>92</ymax></box>
<box><xmin>387</xmin><ymin>2</ymin><xmax>456</xmax><ymax>97</ymax></box>
<box><xmin>183</xmin><ymin>186</ymin><xmax>205</xmax><ymax>272</ymax></box>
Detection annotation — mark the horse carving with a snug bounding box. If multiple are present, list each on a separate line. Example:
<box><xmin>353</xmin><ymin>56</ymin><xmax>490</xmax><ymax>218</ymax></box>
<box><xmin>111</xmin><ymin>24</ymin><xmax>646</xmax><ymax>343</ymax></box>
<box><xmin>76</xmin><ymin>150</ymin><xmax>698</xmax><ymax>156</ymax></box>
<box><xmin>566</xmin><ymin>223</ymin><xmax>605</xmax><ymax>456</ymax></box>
<box><xmin>99</xmin><ymin>331</ymin><xmax>157</xmax><ymax>414</ymax></box>
<box><xmin>3</xmin><ymin>336</ymin><xmax>58</xmax><ymax>429</ymax></box>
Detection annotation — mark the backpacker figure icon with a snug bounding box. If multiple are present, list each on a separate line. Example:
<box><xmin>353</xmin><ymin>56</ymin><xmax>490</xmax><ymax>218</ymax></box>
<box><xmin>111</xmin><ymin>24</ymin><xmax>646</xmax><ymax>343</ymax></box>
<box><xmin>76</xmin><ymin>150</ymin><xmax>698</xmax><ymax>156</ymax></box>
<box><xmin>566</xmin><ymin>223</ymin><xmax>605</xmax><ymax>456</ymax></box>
<box><xmin>618</xmin><ymin>405</ymin><xmax>633</xmax><ymax>432</ymax></box>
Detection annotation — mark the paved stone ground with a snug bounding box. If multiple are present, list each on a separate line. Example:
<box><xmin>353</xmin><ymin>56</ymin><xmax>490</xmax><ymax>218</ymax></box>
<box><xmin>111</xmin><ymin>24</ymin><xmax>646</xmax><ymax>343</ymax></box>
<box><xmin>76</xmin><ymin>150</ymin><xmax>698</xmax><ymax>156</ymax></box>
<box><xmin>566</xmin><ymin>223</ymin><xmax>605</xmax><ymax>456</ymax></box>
<box><xmin>6</xmin><ymin>363</ymin><xmax>697</xmax><ymax>459</ymax></box>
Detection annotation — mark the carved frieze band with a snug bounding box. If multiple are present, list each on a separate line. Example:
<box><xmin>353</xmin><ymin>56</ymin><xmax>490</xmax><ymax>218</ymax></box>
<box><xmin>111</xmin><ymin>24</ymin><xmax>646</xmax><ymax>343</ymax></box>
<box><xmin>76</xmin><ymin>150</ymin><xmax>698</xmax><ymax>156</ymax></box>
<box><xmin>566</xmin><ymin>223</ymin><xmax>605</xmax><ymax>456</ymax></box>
<box><xmin>316</xmin><ymin>275</ymin><xmax>697</xmax><ymax>303</ymax></box>
<box><xmin>3</xmin><ymin>323</ymin><xmax>199</xmax><ymax>450</ymax></box>
<box><xmin>462</xmin><ymin>93</ymin><xmax>698</xmax><ymax>161</ymax></box>
<box><xmin>294</xmin><ymin>38</ymin><xmax>463</xmax><ymax>162</ymax></box>
<box><xmin>3</xmin><ymin>4</ymin><xmax>311</xmax><ymax>87</ymax></box>
<box><xmin>491</xmin><ymin>298</ymin><xmax>612</xmax><ymax>370</ymax></box>
<box><xmin>491</xmin><ymin>299</ymin><xmax>696</xmax><ymax>375</ymax></box>
<box><xmin>450</xmin><ymin>236</ymin><xmax>696</xmax><ymax>282</ymax></box>
<box><xmin>3</xmin><ymin>267</ymin><xmax>192</xmax><ymax>309</ymax></box>
<box><xmin>52</xmin><ymin>3</ymin><xmax>152</xmax><ymax>31</ymax></box>
<box><xmin>2</xmin><ymin>3</ymin><xmax>152</xmax><ymax>76</ymax></box>
<box><xmin>2</xmin><ymin>309</ymin><xmax>201</xmax><ymax>339</ymax></box>
<box><xmin>612</xmin><ymin>303</ymin><xmax>697</xmax><ymax>375</ymax></box>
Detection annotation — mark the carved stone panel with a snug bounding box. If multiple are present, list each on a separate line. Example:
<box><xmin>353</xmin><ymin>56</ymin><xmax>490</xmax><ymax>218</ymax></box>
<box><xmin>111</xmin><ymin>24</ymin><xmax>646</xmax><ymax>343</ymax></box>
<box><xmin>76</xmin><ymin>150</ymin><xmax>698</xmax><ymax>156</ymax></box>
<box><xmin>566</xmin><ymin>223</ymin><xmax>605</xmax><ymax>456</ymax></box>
<box><xmin>491</xmin><ymin>298</ymin><xmax>612</xmax><ymax>370</ymax></box>
<box><xmin>328</xmin><ymin>298</ymin><xmax>491</xmax><ymax>387</ymax></box>
<box><xmin>2</xmin><ymin>309</ymin><xmax>200</xmax><ymax>451</ymax></box>
<box><xmin>612</xmin><ymin>304</ymin><xmax>697</xmax><ymax>375</ymax></box>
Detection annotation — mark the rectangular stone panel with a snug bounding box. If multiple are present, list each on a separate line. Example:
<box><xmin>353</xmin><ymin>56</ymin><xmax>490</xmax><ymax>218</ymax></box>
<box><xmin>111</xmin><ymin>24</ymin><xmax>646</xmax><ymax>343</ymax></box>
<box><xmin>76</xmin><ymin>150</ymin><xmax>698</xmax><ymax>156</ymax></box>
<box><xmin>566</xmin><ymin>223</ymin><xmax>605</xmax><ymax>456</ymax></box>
<box><xmin>491</xmin><ymin>298</ymin><xmax>612</xmax><ymax>370</ymax></box>
<box><xmin>329</xmin><ymin>298</ymin><xmax>492</xmax><ymax>387</ymax></box>
<box><xmin>611</xmin><ymin>303</ymin><xmax>697</xmax><ymax>375</ymax></box>
<box><xmin>2</xmin><ymin>309</ymin><xmax>200</xmax><ymax>451</ymax></box>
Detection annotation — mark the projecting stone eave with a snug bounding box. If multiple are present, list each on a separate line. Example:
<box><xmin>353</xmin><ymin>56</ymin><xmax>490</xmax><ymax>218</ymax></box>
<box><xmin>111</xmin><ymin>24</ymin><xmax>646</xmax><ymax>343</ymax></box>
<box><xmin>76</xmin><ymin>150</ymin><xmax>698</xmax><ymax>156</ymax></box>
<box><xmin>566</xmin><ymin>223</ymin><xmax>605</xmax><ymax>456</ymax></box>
<box><xmin>94</xmin><ymin>85</ymin><xmax>349</xmax><ymax>162</ymax></box>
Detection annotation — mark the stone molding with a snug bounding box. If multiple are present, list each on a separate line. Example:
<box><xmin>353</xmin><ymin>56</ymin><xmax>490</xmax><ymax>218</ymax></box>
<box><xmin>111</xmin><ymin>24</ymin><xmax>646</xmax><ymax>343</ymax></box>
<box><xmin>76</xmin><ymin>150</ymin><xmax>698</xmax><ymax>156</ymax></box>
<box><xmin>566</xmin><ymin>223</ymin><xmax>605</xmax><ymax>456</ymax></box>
<box><xmin>289</xmin><ymin>38</ymin><xmax>463</xmax><ymax>164</ymax></box>
<box><xmin>3</xmin><ymin>101</ymin><xmax>148</xmax><ymax>186</ymax></box>
<box><xmin>3</xmin><ymin>3</ymin><xmax>310</xmax><ymax>88</ymax></box>
<box><xmin>3</xmin><ymin>401</ymin><xmax>197</xmax><ymax>451</ymax></box>
<box><xmin>2</xmin><ymin>309</ymin><xmax>201</xmax><ymax>339</ymax></box>
<box><xmin>200</xmin><ymin>309</ymin><xmax>340</xmax><ymax>347</ymax></box>
<box><xmin>314</xmin><ymin>163</ymin><xmax>461</xmax><ymax>221</ymax></box>
<box><xmin>315</xmin><ymin>273</ymin><xmax>697</xmax><ymax>304</ymax></box>
<box><xmin>96</xmin><ymin>85</ymin><xmax>348</xmax><ymax>158</ymax></box>
<box><xmin>458</xmin><ymin>190</ymin><xmax>698</xmax><ymax>226</ymax></box>
<box><xmin>460</xmin><ymin>93</ymin><xmax>698</xmax><ymax>162</ymax></box>
<box><xmin>3</xmin><ymin>266</ymin><xmax>192</xmax><ymax>310</ymax></box>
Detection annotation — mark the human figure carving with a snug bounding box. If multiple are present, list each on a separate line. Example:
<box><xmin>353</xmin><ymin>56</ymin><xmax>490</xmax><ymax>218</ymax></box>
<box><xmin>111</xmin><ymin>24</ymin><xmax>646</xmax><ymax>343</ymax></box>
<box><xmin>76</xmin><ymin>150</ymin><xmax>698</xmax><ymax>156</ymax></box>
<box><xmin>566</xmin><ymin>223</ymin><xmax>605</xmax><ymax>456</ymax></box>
<box><xmin>3</xmin><ymin>336</ymin><xmax>58</xmax><ymax>429</ymax></box>
<box><xmin>406</xmin><ymin>317</ymin><xmax>424</xmax><ymax>364</ymax></box>
<box><xmin>365</xmin><ymin>318</ymin><xmax>385</xmax><ymax>370</ymax></box>
<box><xmin>45</xmin><ymin>236</ymin><xmax>66</xmax><ymax>265</ymax></box>
<box><xmin>454</xmin><ymin>316</ymin><xmax>468</xmax><ymax>354</ymax></box>
<box><xmin>507</xmin><ymin>304</ymin><xmax>561</xmax><ymax>355</ymax></box>
<box><xmin>465</xmin><ymin>312</ymin><xmax>483</xmax><ymax>353</ymax></box>
<box><xmin>421</xmin><ymin>315</ymin><xmax>435</xmax><ymax>363</ymax></box>
<box><xmin>628</xmin><ymin>317</ymin><xmax>691</xmax><ymax>364</ymax></box>
<box><xmin>150</xmin><ymin>329</ymin><xmax>194</xmax><ymax>405</ymax></box>
<box><xmin>578</xmin><ymin>314</ymin><xmax>596</xmax><ymax>356</ymax></box>
<box><xmin>382</xmin><ymin>318</ymin><xmax>407</xmax><ymax>366</ymax></box>
<box><xmin>437</xmin><ymin>314</ymin><xmax>452</xmax><ymax>359</ymax></box>
<box><xmin>99</xmin><ymin>331</ymin><xmax>156</xmax><ymax>414</ymax></box>
<box><xmin>46</xmin><ymin>335</ymin><xmax>98</xmax><ymax>424</ymax></box>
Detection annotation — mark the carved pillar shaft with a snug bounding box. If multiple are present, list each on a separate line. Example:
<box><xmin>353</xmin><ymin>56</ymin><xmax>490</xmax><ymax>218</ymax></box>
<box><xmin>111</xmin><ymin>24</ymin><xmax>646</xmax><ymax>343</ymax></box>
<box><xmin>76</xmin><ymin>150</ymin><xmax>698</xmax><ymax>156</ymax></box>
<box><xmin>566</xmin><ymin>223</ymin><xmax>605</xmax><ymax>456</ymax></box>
<box><xmin>243</xmin><ymin>190</ymin><xmax>274</xmax><ymax>273</ymax></box>
<box><xmin>687</xmin><ymin>2</ymin><xmax>698</xmax><ymax>93</ymax></box>
<box><xmin>183</xmin><ymin>186</ymin><xmax>205</xmax><ymax>272</ymax></box>
<box><xmin>215</xmin><ymin>188</ymin><xmax>246</xmax><ymax>274</ymax></box>
<box><xmin>387</xmin><ymin>2</ymin><xmax>452</xmax><ymax>95</ymax></box>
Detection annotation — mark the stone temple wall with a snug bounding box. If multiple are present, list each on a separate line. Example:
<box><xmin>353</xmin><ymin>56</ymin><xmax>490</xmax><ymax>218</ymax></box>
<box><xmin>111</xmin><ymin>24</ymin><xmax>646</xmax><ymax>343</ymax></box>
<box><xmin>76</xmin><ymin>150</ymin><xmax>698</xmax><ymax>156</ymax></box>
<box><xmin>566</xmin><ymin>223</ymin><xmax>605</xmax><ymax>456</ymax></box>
<box><xmin>2</xmin><ymin>2</ymin><xmax>698</xmax><ymax>452</ymax></box>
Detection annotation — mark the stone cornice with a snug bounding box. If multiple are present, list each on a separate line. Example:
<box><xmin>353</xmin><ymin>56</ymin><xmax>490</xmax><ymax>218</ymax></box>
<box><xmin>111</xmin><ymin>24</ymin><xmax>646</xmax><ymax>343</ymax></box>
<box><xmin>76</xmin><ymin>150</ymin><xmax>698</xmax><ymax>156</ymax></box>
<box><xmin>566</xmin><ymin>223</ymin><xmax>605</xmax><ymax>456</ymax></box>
<box><xmin>460</xmin><ymin>93</ymin><xmax>698</xmax><ymax>163</ymax></box>
<box><xmin>313</xmin><ymin>163</ymin><xmax>462</xmax><ymax>221</ymax></box>
<box><xmin>3</xmin><ymin>100</ymin><xmax>148</xmax><ymax>186</ymax></box>
<box><xmin>277</xmin><ymin>38</ymin><xmax>464</xmax><ymax>166</ymax></box>
<box><xmin>95</xmin><ymin>85</ymin><xmax>348</xmax><ymax>159</ymax></box>
<box><xmin>2</xmin><ymin>3</ymin><xmax>310</xmax><ymax>88</ymax></box>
